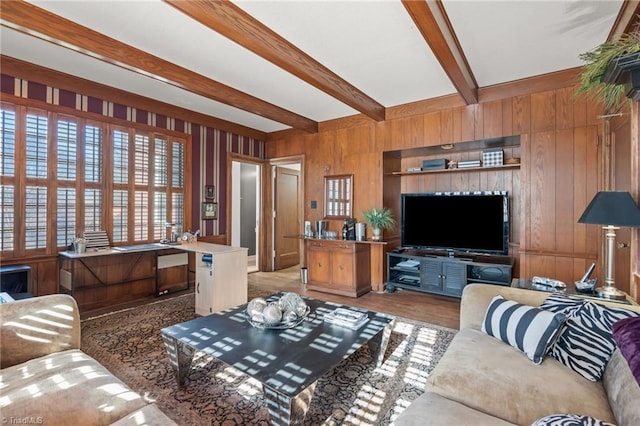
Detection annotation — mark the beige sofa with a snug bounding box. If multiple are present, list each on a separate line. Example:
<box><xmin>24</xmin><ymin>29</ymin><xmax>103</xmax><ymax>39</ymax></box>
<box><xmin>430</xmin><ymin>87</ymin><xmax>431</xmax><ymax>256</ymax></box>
<box><xmin>395</xmin><ymin>283</ymin><xmax>640</xmax><ymax>426</ymax></box>
<box><xmin>1</xmin><ymin>294</ymin><xmax>176</xmax><ymax>425</ymax></box>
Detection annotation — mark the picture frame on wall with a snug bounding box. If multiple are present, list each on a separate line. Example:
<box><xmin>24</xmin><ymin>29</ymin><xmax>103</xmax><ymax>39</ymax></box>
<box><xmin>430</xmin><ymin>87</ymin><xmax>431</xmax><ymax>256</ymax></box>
<box><xmin>204</xmin><ymin>185</ymin><xmax>215</xmax><ymax>200</ymax></box>
<box><xmin>202</xmin><ymin>202</ymin><xmax>218</xmax><ymax>220</ymax></box>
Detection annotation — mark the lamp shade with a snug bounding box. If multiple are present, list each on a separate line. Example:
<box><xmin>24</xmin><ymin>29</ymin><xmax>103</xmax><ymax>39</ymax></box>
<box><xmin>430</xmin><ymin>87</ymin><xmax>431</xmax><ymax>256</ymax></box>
<box><xmin>578</xmin><ymin>191</ymin><xmax>640</xmax><ymax>227</ymax></box>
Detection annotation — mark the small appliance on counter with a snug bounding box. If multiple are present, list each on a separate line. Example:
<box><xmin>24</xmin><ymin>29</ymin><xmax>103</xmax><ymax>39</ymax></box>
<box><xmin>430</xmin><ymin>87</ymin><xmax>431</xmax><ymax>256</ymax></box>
<box><xmin>342</xmin><ymin>218</ymin><xmax>356</xmax><ymax>240</ymax></box>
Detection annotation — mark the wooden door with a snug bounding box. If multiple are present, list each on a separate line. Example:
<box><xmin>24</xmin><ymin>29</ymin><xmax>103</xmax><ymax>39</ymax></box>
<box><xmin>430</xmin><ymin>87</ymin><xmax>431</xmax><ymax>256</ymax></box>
<box><xmin>611</xmin><ymin>115</ymin><xmax>633</xmax><ymax>294</ymax></box>
<box><xmin>274</xmin><ymin>166</ymin><xmax>300</xmax><ymax>269</ymax></box>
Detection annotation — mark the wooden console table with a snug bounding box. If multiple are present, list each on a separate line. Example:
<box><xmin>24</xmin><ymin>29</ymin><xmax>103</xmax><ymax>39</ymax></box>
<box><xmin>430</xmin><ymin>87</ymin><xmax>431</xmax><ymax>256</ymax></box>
<box><xmin>305</xmin><ymin>239</ymin><xmax>372</xmax><ymax>297</ymax></box>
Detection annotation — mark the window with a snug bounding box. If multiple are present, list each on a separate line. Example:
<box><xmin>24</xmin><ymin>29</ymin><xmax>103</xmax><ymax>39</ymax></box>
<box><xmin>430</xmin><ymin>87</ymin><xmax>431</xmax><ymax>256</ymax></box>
<box><xmin>0</xmin><ymin>108</ymin><xmax>16</xmax><ymax>251</ymax></box>
<box><xmin>0</xmin><ymin>102</ymin><xmax>188</xmax><ymax>256</ymax></box>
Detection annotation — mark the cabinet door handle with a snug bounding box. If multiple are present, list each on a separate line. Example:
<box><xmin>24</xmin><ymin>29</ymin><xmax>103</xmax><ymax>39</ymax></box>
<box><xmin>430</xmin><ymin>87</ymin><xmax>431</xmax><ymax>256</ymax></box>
<box><xmin>318</xmin><ymin>263</ymin><xmax>322</xmax><ymax>268</ymax></box>
<box><xmin>197</xmin><ymin>282</ymin><xmax>200</xmax><ymax>293</ymax></box>
<box><xmin>339</xmin><ymin>265</ymin><xmax>344</xmax><ymax>270</ymax></box>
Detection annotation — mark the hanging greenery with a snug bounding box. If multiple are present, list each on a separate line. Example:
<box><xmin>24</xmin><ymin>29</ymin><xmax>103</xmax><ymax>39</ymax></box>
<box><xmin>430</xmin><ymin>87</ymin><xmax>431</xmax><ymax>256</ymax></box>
<box><xmin>577</xmin><ymin>31</ymin><xmax>640</xmax><ymax>111</ymax></box>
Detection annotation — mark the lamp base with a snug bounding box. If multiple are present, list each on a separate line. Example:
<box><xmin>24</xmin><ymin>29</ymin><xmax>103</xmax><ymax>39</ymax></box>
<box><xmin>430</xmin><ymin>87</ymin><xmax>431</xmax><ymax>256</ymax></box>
<box><xmin>595</xmin><ymin>286</ymin><xmax>627</xmax><ymax>301</ymax></box>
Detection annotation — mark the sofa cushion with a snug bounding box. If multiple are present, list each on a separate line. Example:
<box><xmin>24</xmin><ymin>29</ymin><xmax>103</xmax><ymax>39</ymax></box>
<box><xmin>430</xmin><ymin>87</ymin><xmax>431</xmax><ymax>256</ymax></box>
<box><xmin>481</xmin><ymin>295</ymin><xmax>566</xmax><ymax>364</ymax></box>
<box><xmin>0</xmin><ymin>349</ymin><xmax>148</xmax><ymax>425</ymax></box>
<box><xmin>531</xmin><ymin>413</ymin><xmax>615</xmax><ymax>426</ymax></box>
<box><xmin>602</xmin><ymin>349</ymin><xmax>640</xmax><ymax>426</ymax></box>
<box><xmin>393</xmin><ymin>391</ymin><xmax>516</xmax><ymax>426</ymax></box>
<box><xmin>541</xmin><ymin>294</ymin><xmax>639</xmax><ymax>381</ymax></box>
<box><xmin>426</xmin><ymin>328</ymin><xmax>616</xmax><ymax>425</ymax></box>
<box><xmin>612</xmin><ymin>316</ymin><xmax>640</xmax><ymax>386</ymax></box>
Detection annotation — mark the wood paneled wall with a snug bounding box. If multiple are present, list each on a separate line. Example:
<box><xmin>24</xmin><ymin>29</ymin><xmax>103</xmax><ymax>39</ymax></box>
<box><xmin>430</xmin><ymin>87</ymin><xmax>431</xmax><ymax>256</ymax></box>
<box><xmin>266</xmin><ymin>81</ymin><xmax>616</xmax><ymax>292</ymax></box>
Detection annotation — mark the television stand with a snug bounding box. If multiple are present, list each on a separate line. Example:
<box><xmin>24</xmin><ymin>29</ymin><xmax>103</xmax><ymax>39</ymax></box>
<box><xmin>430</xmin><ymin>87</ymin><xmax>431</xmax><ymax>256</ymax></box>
<box><xmin>386</xmin><ymin>251</ymin><xmax>514</xmax><ymax>298</ymax></box>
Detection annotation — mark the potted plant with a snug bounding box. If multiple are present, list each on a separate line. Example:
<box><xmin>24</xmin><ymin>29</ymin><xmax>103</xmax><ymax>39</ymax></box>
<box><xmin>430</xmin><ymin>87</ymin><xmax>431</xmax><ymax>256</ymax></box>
<box><xmin>362</xmin><ymin>207</ymin><xmax>395</xmax><ymax>241</ymax></box>
<box><xmin>577</xmin><ymin>30</ymin><xmax>640</xmax><ymax>111</ymax></box>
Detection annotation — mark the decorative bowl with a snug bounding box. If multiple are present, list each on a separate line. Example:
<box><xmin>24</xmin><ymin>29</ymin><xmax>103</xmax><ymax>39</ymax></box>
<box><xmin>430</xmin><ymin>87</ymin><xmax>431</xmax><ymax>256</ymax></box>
<box><xmin>245</xmin><ymin>293</ymin><xmax>310</xmax><ymax>330</ymax></box>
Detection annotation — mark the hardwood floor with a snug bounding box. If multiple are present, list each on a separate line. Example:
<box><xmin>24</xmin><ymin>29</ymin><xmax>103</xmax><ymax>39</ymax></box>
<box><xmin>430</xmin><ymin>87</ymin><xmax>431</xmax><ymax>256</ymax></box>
<box><xmin>250</xmin><ymin>266</ymin><xmax>461</xmax><ymax>330</ymax></box>
<box><xmin>81</xmin><ymin>266</ymin><xmax>461</xmax><ymax>329</ymax></box>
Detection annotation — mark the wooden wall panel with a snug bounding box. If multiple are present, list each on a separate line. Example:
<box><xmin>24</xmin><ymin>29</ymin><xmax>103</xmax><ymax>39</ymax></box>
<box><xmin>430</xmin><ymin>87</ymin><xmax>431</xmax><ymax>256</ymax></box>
<box><xmin>483</xmin><ymin>100</ymin><xmax>503</xmax><ymax>138</ymax></box>
<box><xmin>512</xmin><ymin>95</ymin><xmax>531</xmax><ymax>134</ymax></box>
<box><xmin>555</xmin><ymin>128</ymin><xmax>576</xmax><ymax>254</ymax></box>
<box><xmin>556</xmin><ymin>87</ymin><xmax>575</xmax><ymax>130</ymax></box>
<box><xmin>424</xmin><ymin>113</ymin><xmax>441</xmax><ymax>146</ymax></box>
<box><xmin>502</xmin><ymin>98</ymin><xmax>514</xmax><ymax>136</ymax></box>
<box><xmin>266</xmin><ymin>78</ymin><xmax>629</xmax><ymax>295</ymax></box>
<box><xmin>531</xmin><ymin>91</ymin><xmax>556</xmax><ymax>133</ymax></box>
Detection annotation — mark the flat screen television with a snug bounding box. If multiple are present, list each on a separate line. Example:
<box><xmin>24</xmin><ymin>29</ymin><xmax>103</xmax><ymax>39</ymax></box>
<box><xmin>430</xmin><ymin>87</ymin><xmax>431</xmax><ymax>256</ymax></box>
<box><xmin>401</xmin><ymin>191</ymin><xmax>509</xmax><ymax>255</ymax></box>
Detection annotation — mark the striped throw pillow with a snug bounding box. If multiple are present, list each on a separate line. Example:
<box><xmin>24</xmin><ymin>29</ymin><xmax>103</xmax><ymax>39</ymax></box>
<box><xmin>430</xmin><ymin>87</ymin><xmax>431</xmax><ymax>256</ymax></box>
<box><xmin>543</xmin><ymin>296</ymin><xmax>639</xmax><ymax>381</ymax></box>
<box><xmin>531</xmin><ymin>413</ymin><xmax>615</xmax><ymax>426</ymax></box>
<box><xmin>482</xmin><ymin>295</ymin><xmax>566</xmax><ymax>364</ymax></box>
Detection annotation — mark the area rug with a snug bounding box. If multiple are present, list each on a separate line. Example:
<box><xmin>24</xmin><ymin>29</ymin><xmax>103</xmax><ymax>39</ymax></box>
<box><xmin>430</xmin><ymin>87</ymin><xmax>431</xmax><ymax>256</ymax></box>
<box><xmin>81</xmin><ymin>291</ymin><xmax>457</xmax><ymax>425</ymax></box>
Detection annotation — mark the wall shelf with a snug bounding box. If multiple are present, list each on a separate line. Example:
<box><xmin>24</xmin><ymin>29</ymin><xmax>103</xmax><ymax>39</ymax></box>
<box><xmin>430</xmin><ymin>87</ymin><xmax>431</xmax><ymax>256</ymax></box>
<box><xmin>388</xmin><ymin>163</ymin><xmax>520</xmax><ymax>176</ymax></box>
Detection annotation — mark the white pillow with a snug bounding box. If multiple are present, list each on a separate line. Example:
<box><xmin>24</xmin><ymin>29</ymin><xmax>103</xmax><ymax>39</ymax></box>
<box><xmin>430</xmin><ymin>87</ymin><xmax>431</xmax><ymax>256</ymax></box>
<box><xmin>482</xmin><ymin>295</ymin><xmax>566</xmax><ymax>364</ymax></box>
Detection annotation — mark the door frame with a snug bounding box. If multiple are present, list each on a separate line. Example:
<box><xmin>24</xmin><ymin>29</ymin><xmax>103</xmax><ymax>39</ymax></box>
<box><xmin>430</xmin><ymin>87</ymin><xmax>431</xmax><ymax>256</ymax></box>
<box><xmin>227</xmin><ymin>153</ymin><xmax>265</xmax><ymax>270</ymax></box>
<box><xmin>265</xmin><ymin>155</ymin><xmax>305</xmax><ymax>272</ymax></box>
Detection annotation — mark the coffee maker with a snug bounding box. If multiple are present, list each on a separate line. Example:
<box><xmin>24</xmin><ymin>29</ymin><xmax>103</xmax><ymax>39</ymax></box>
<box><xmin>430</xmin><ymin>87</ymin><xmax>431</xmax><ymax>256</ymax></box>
<box><xmin>342</xmin><ymin>218</ymin><xmax>356</xmax><ymax>240</ymax></box>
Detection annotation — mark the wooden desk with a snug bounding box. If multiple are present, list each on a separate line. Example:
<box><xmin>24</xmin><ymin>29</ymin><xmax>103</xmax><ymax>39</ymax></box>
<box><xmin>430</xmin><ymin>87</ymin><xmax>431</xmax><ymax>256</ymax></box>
<box><xmin>59</xmin><ymin>242</ymin><xmax>248</xmax><ymax>314</ymax></box>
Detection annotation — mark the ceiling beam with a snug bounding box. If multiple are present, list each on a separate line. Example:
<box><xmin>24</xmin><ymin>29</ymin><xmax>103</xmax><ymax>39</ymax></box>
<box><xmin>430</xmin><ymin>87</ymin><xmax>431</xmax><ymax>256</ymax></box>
<box><xmin>608</xmin><ymin>0</ymin><xmax>640</xmax><ymax>40</ymax></box>
<box><xmin>0</xmin><ymin>1</ymin><xmax>318</xmax><ymax>133</ymax></box>
<box><xmin>402</xmin><ymin>0</ymin><xmax>478</xmax><ymax>105</ymax></box>
<box><xmin>165</xmin><ymin>0</ymin><xmax>386</xmax><ymax>122</ymax></box>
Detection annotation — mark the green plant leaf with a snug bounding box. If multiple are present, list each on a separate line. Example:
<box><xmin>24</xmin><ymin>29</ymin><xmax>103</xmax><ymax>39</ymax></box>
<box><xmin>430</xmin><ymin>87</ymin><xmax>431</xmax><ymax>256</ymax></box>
<box><xmin>577</xmin><ymin>31</ymin><xmax>640</xmax><ymax>110</ymax></box>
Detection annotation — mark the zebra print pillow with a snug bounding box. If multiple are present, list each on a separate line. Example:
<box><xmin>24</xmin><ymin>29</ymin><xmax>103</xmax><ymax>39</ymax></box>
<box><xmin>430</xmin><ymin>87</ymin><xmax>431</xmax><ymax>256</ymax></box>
<box><xmin>541</xmin><ymin>294</ymin><xmax>639</xmax><ymax>381</ymax></box>
<box><xmin>482</xmin><ymin>295</ymin><xmax>566</xmax><ymax>364</ymax></box>
<box><xmin>531</xmin><ymin>413</ymin><xmax>615</xmax><ymax>426</ymax></box>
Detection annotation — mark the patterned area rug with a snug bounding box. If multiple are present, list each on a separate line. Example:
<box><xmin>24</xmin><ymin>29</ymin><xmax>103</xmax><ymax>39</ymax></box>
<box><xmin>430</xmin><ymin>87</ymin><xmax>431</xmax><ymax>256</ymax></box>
<box><xmin>81</xmin><ymin>290</ymin><xmax>456</xmax><ymax>425</ymax></box>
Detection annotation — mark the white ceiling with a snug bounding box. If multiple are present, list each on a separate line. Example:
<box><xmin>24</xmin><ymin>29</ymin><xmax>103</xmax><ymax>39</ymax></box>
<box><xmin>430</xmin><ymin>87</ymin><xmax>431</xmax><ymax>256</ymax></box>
<box><xmin>0</xmin><ymin>0</ymin><xmax>625</xmax><ymax>134</ymax></box>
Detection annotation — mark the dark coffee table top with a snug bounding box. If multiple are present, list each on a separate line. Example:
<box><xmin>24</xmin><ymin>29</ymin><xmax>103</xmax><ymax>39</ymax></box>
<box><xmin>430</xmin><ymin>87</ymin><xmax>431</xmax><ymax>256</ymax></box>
<box><xmin>161</xmin><ymin>293</ymin><xmax>395</xmax><ymax>396</ymax></box>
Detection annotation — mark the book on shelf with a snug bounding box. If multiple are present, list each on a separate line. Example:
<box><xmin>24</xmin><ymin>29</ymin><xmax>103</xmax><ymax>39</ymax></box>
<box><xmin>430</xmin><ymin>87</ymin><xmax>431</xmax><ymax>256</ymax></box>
<box><xmin>396</xmin><ymin>259</ymin><xmax>420</xmax><ymax>268</ymax></box>
<box><xmin>324</xmin><ymin>307</ymin><xmax>369</xmax><ymax>330</ymax></box>
<box><xmin>457</xmin><ymin>160</ymin><xmax>482</xmax><ymax>168</ymax></box>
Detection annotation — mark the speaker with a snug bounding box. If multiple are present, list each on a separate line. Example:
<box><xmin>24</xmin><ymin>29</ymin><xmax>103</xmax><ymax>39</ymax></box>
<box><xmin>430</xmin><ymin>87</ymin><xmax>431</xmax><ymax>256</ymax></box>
<box><xmin>469</xmin><ymin>265</ymin><xmax>511</xmax><ymax>285</ymax></box>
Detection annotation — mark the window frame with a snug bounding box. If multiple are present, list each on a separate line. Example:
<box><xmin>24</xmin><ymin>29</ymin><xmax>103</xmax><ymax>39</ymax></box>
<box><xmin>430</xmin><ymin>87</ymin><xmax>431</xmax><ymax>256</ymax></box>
<box><xmin>0</xmin><ymin>100</ymin><xmax>191</xmax><ymax>259</ymax></box>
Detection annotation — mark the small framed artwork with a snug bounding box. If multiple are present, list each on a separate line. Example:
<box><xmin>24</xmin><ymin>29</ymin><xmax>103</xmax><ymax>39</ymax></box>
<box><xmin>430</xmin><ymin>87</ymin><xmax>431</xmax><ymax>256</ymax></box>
<box><xmin>202</xmin><ymin>202</ymin><xmax>218</xmax><ymax>220</ymax></box>
<box><xmin>204</xmin><ymin>185</ymin><xmax>215</xmax><ymax>200</ymax></box>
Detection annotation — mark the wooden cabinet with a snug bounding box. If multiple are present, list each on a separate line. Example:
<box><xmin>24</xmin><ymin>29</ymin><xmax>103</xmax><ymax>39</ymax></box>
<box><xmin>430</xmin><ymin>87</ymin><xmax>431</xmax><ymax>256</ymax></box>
<box><xmin>305</xmin><ymin>239</ymin><xmax>371</xmax><ymax>297</ymax></box>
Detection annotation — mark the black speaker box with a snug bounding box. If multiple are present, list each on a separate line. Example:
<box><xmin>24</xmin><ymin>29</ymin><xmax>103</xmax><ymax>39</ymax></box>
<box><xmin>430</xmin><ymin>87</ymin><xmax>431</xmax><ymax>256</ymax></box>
<box><xmin>469</xmin><ymin>264</ymin><xmax>511</xmax><ymax>285</ymax></box>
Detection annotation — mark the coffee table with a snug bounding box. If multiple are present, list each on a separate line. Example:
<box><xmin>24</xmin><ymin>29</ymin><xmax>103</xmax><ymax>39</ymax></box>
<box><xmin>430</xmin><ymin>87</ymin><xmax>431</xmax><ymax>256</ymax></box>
<box><xmin>161</xmin><ymin>293</ymin><xmax>395</xmax><ymax>425</ymax></box>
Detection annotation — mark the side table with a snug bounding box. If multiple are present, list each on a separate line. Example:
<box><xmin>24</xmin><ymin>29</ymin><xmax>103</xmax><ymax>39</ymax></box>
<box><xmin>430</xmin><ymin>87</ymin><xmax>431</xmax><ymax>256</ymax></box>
<box><xmin>511</xmin><ymin>278</ymin><xmax>638</xmax><ymax>306</ymax></box>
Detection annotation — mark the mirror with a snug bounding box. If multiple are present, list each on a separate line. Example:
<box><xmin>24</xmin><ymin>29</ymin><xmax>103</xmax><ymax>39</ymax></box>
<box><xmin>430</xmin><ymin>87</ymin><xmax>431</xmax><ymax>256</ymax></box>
<box><xmin>324</xmin><ymin>174</ymin><xmax>353</xmax><ymax>218</ymax></box>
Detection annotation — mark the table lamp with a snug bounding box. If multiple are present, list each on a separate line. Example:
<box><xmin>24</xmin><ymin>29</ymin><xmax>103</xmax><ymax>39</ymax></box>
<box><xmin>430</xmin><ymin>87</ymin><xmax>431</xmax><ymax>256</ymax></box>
<box><xmin>578</xmin><ymin>191</ymin><xmax>640</xmax><ymax>300</ymax></box>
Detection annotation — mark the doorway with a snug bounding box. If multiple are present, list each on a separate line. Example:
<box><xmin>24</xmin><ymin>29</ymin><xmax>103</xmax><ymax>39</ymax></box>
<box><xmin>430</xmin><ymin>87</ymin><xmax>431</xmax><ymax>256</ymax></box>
<box><xmin>231</xmin><ymin>160</ymin><xmax>260</xmax><ymax>273</ymax></box>
<box><xmin>268</xmin><ymin>156</ymin><xmax>304</xmax><ymax>272</ymax></box>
